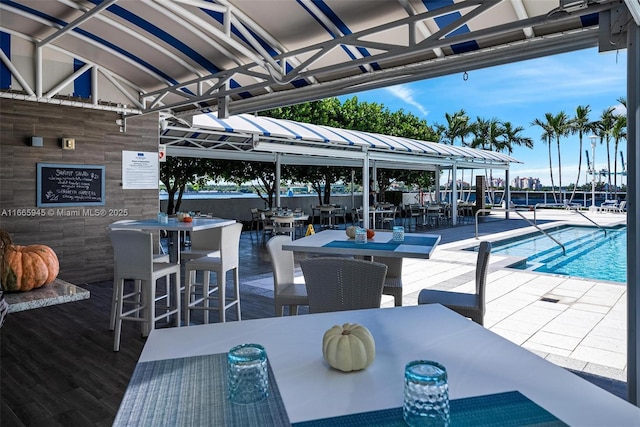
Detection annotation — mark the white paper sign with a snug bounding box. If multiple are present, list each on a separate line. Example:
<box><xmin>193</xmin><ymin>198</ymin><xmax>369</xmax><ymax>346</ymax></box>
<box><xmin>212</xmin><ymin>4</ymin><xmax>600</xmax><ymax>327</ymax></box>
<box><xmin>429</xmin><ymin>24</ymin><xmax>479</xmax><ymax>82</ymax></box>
<box><xmin>122</xmin><ymin>151</ymin><xmax>159</xmax><ymax>189</ymax></box>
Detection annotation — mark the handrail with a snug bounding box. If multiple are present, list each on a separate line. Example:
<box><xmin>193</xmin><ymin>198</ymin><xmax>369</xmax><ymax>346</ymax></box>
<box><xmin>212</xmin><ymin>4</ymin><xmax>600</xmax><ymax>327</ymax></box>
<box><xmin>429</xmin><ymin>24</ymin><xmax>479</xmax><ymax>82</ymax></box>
<box><xmin>474</xmin><ymin>208</ymin><xmax>566</xmax><ymax>255</ymax></box>
<box><xmin>533</xmin><ymin>203</ymin><xmax>607</xmax><ymax>236</ymax></box>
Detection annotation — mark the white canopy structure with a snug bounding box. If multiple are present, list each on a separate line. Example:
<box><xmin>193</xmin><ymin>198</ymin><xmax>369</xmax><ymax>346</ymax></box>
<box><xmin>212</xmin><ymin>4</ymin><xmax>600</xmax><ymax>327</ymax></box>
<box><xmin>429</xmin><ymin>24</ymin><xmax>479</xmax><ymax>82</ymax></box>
<box><xmin>161</xmin><ymin>112</ymin><xmax>521</xmax><ymax>225</ymax></box>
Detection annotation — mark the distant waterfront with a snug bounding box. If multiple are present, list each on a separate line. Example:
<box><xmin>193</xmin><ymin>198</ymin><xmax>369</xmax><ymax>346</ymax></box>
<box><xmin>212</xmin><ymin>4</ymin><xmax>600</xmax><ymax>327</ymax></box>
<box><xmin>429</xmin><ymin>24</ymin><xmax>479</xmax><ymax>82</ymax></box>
<box><xmin>161</xmin><ymin>190</ymin><xmax>627</xmax><ymax>208</ymax></box>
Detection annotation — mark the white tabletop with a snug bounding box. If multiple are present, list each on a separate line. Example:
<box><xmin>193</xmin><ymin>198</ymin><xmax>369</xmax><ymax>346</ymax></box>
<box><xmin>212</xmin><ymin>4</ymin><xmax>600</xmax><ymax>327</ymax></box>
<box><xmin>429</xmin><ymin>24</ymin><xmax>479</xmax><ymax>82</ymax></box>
<box><xmin>281</xmin><ymin>229</ymin><xmax>440</xmax><ymax>259</ymax></box>
<box><xmin>138</xmin><ymin>304</ymin><xmax>640</xmax><ymax>425</ymax></box>
<box><xmin>109</xmin><ymin>217</ymin><xmax>237</xmax><ymax>263</ymax></box>
<box><xmin>108</xmin><ymin>217</ymin><xmax>236</xmax><ymax>231</ymax></box>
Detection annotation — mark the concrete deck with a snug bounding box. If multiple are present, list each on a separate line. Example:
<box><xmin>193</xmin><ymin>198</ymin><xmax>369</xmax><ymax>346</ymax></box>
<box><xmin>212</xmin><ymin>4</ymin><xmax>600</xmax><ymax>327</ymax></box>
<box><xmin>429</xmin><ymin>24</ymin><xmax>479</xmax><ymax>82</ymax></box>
<box><xmin>245</xmin><ymin>208</ymin><xmax>629</xmax><ymax>382</ymax></box>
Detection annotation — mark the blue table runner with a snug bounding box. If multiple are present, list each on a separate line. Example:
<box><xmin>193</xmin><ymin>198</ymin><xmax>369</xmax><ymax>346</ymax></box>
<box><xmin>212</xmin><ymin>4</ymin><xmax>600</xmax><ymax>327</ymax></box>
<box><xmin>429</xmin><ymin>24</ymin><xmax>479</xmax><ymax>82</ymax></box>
<box><xmin>292</xmin><ymin>391</ymin><xmax>567</xmax><ymax>427</ymax></box>
<box><xmin>113</xmin><ymin>353</ymin><xmax>291</xmax><ymax>427</ymax></box>
<box><xmin>324</xmin><ymin>236</ymin><xmax>438</xmax><ymax>251</ymax></box>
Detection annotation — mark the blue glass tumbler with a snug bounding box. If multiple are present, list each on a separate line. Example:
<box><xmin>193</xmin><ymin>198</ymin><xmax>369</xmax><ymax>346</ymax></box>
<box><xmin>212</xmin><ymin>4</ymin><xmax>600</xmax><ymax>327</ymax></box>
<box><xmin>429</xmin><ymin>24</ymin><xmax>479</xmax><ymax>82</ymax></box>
<box><xmin>227</xmin><ymin>343</ymin><xmax>269</xmax><ymax>404</ymax></box>
<box><xmin>403</xmin><ymin>360</ymin><xmax>450</xmax><ymax>426</ymax></box>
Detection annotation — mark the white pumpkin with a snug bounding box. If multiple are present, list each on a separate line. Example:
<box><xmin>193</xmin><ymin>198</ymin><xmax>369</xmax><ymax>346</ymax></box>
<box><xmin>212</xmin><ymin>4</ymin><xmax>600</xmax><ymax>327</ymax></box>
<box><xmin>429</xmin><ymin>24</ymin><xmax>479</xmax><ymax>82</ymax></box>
<box><xmin>345</xmin><ymin>226</ymin><xmax>357</xmax><ymax>238</ymax></box>
<box><xmin>322</xmin><ymin>323</ymin><xmax>375</xmax><ymax>372</ymax></box>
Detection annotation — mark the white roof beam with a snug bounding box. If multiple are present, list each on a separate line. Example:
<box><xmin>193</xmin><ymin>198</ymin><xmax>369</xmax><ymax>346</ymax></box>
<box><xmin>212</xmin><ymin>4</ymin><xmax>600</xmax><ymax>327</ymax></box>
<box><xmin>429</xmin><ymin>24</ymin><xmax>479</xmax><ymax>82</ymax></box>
<box><xmin>37</xmin><ymin>0</ymin><xmax>120</xmax><ymax>48</ymax></box>
<box><xmin>511</xmin><ymin>0</ymin><xmax>535</xmax><ymax>38</ymax></box>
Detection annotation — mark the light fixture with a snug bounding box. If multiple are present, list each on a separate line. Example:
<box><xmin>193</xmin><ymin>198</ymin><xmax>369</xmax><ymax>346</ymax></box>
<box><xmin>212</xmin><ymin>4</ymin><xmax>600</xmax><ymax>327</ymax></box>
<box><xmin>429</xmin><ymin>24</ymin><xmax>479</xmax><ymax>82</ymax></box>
<box><xmin>62</xmin><ymin>138</ymin><xmax>75</xmax><ymax>150</ymax></box>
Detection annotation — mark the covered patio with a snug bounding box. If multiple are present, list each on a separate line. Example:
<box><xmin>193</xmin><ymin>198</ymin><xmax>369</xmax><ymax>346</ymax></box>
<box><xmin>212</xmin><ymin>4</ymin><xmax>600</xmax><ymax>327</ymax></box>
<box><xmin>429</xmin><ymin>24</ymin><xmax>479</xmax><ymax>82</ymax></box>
<box><xmin>1</xmin><ymin>0</ymin><xmax>639</xmax><ymax>419</ymax></box>
<box><xmin>160</xmin><ymin>111</ymin><xmax>520</xmax><ymax>227</ymax></box>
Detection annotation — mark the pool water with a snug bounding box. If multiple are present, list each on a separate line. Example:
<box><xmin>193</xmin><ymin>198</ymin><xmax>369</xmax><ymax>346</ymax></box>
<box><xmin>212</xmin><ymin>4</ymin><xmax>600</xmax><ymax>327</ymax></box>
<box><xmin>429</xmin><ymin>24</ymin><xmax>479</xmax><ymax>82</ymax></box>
<box><xmin>490</xmin><ymin>225</ymin><xmax>627</xmax><ymax>283</ymax></box>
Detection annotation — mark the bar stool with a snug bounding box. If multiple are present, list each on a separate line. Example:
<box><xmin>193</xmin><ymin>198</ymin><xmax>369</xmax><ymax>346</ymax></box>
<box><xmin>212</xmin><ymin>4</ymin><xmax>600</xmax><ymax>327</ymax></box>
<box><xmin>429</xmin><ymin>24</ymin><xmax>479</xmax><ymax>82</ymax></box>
<box><xmin>108</xmin><ymin>221</ymin><xmax>169</xmax><ymax>331</ymax></box>
<box><xmin>109</xmin><ymin>230</ymin><xmax>181</xmax><ymax>352</ymax></box>
<box><xmin>184</xmin><ymin>223</ymin><xmax>243</xmax><ymax>324</ymax></box>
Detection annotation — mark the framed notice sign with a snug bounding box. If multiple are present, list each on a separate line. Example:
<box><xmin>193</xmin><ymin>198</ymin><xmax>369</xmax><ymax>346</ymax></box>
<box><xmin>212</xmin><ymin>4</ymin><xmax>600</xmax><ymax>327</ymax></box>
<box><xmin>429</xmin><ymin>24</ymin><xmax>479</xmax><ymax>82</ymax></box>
<box><xmin>37</xmin><ymin>163</ymin><xmax>105</xmax><ymax>207</ymax></box>
<box><xmin>122</xmin><ymin>151</ymin><xmax>159</xmax><ymax>189</ymax></box>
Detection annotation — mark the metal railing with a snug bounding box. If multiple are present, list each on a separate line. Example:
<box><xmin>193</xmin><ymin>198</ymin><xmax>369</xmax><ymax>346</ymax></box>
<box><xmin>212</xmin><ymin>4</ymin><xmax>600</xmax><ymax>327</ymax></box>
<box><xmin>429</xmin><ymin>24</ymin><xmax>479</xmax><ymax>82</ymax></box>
<box><xmin>533</xmin><ymin>203</ymin><xmax>606</xmax><ymax>236</ymax></box>
<box><xmin>474</xmin><ymin>208</ymin><xmax>566</xmax><ymax>255</ymax></box>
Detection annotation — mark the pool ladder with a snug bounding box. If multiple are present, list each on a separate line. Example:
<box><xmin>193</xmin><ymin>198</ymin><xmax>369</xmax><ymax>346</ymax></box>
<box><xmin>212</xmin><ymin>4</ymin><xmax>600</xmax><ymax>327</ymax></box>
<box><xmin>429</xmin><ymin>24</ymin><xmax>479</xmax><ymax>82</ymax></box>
<box><xmin>533</xmin><ymin>203</ymin><xmax>607</xmax><ymax>237</ymax></box>
<box><xmin>474</xmin><ymin>208</ymin><xmax>566</xmax><ymax>255</ymax></box>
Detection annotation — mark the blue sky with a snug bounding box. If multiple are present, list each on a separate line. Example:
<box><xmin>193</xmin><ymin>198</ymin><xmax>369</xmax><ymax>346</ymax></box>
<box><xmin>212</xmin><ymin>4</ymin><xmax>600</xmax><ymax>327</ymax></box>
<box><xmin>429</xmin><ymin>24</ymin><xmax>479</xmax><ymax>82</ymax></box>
<box><xmin>339</xmin><ymin>47</ymin><xmax>628</xmax><ymax>187</ymax></box>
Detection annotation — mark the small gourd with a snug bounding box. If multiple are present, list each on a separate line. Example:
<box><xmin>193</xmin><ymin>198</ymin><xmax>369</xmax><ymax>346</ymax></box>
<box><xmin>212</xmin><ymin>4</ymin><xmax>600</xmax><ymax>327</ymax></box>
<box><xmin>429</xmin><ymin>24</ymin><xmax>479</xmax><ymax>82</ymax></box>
<box><xmin>345</xmin><ymin>226</ymin><xmax>357</xmax><ymax>238</ymax></box>
<box><xmin>322</xmin><ymin>323</ymin><xmax>375</xmax><ymax>372</ymax></box>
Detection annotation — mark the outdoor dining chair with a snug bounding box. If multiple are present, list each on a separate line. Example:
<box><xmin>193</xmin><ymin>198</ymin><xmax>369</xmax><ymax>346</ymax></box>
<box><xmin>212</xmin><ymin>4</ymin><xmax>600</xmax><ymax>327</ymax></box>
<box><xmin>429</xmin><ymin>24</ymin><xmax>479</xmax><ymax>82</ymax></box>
<box><xmin>272</xmin><ymin>215</ymin><xmax>296</xmax><ymax>239</ymax></box>
<box><xmin>107</xmin><ymin>221</ymin><xmax>169</xmax><ymax>332</ymax></box>
<box><xmin>184</xmin><ymin>222</ymin><xmax>243</xmax><ymax>324</ymax></box>
<box><xmin>418</xmin><ymin>241</ymin><xmax>491</xmax><ymax>325</ymax></box>
<box><xmin>374</xmin><ymin>256</ymin><xmax>403</xmax><ymax>307</ymax></box>
<box><xmin>180</xmin><ymin>227</ymin><xmax>221</xmax><ymax>263</ymax></box>
<box><xmin>266</xmin><ymin>235</ymin><xmax>309</xmax><ymax>316</ymax></box>
<box><xmin>109</xmin><ymin>230</ymin><xmax>181</xmax><ymax>352</ymax></box>
<box><xmin>300</xmin><ymin>257</ymin><xmax>387</xmax><ymax>314</ymax></box>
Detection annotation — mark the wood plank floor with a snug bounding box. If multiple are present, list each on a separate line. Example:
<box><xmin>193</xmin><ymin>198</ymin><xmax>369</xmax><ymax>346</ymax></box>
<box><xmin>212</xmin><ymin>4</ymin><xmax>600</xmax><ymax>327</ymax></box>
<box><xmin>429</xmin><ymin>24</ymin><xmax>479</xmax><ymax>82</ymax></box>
<box><xmin>0</xmin><ymin>229</ymin><xmax>628</xmax><ymax>426</ymax></box>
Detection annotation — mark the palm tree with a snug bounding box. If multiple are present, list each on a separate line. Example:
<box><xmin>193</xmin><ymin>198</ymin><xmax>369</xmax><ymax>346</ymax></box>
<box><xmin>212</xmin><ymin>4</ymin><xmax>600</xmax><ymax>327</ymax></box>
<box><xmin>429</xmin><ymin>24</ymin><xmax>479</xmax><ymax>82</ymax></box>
<box><xmin>595</xmin><ymin>107</ymin><xmax>615</xmax><ymax>198</ymax></box>
<box><xmin>441</xmin><ymin>110</ymin><xmax>471</xmax><ymax>198</ymax></box>
<box><xmin>470</xmin><ymin>117</ymin><xmax>503</xmax><ymax>203</ymax></box>
<box><xmin>500</xmin><ymin>122</ymin><xmax>533</xmax><ymax>154</ymax></box>
<box><xmin>568</xmin><ymin>105</ymin><xmax>594</xmax><ymax>203</ymax></box>
<box><xmin>610</xmin><ymin>115</ymin><xmax>627</xmax><ymax>198</ymax></box>
<box><xmin>497</xmin><ymin>122</ymin><xmax>532</xmax><ymax>203</ymax></box>
<box><xmin>531</xmin><ymin>113</ymin><xmax>557</xmax><ymax>202</ymax></box>
<box><xmin>548</xmin><ymin>112</ymin><xmax>570</xmax><ymax>202</ymax></box>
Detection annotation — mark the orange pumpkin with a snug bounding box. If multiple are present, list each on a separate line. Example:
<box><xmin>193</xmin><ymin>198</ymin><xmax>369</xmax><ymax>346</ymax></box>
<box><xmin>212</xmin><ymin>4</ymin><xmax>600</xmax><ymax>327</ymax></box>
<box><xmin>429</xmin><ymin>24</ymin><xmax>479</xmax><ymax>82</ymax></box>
<box><xmin>366</xmin><ymin>229</ymin><xmax>375</xmax><ymax>239</ymax></box>
<box><xmin>1</xmin><ymin>244</ymin><xmax>59</xmax><ymax>292</ymax></box>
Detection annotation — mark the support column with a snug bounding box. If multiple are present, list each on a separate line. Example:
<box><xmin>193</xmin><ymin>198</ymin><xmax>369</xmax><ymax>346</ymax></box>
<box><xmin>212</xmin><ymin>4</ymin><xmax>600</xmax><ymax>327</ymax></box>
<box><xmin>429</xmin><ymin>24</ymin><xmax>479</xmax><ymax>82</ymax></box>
<box><xmin>505</xmin><ymin>169</ymin><xmax>510</xmax><ymax>219</ymax></box>
<box><xmin>451</xmin><ymin>163</ymin><xmax>458</xmax><ymax>225</ymax></box>
<box><xmin>363</xmin><ymin>151</ymin><xmax>370</xmax><ymax>229</ymax></box>
<box><xmin>275</xmin><ymin>154</ymin><xmax>281</xmax><ymax>209</ymax></box>
<box><xmin>627</xmin><ymin>20</ymin><xmax>640</xmax><ymax>406</ymax></box>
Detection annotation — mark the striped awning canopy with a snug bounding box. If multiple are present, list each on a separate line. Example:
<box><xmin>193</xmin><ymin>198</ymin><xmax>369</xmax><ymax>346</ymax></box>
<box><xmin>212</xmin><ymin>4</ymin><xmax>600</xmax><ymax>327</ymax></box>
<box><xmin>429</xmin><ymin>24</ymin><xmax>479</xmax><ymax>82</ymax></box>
<box><xmin>161</xmin><ymin>112</ymin><xmax>520</xmax><ymax>170</ymax></box>
<box><xmin>0</xmin><ymin>0</ymin><xmax>629</xmax><ymax>118</ymax></box>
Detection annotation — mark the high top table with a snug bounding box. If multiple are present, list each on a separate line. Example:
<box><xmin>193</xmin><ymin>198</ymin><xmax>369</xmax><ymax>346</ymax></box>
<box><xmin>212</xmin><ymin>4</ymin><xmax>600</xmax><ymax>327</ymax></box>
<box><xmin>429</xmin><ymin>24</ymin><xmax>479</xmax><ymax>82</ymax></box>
<box><xmin>116</xmin><ymin>304</ymin><xmax>640</xmax><ymax>426</ymax></box>
<box><xmin>109</xmin><ymin>217</ymin><xmax>236</xmax><ymax>263</ymax></box>
<box><xmin>281</xmin><ymin>229</ymin><xmax>440</xmax><ymax>259</ymax></box>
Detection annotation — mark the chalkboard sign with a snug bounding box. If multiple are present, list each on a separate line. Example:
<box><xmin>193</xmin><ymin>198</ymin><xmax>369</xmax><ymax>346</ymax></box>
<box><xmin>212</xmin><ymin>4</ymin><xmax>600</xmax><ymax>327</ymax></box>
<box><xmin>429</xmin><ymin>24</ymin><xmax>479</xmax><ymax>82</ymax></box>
<box><xmin>37</xmin><ymin>163</ymin><xmax>105</xmax><ymax>207</ymax></box>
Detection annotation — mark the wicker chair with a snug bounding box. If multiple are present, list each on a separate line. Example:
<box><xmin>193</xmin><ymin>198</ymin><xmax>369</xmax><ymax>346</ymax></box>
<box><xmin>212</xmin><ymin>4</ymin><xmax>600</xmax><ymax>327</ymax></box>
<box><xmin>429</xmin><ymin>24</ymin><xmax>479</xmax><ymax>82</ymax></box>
<box><xmin>374</xmin><ymin>256</ymin><xmax>403</xmax><ymax>307</ymax></box>
<box><xmin>418</xmin><ymin>241</ymin><xmax>492</xmax><ymax>325</ymax></box>
<box><xmin>300</xmin><ymin>257</ymin><xmax>387</xmax><ymax>314</ymax></box>
<box><xmin>266</xmin><ymin>236</ymin><xmax>308</xmax><ymax>316</ymax></box>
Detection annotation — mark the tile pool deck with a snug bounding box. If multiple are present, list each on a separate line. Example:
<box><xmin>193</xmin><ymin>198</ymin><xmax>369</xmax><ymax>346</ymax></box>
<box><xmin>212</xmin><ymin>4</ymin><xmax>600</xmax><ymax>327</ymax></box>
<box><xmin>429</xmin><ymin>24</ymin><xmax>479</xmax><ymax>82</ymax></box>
<box><xmin>245</xmin><ymin>209</ymin><xmax>629</xmax><ymax>381</ymax></box>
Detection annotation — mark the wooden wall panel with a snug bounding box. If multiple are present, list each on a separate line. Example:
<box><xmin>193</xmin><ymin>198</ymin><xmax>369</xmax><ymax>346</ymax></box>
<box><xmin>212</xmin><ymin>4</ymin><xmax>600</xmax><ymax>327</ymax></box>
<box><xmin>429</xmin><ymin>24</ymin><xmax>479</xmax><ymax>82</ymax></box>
<box><xmin>0</xmin><ymin>99</ymin><xmax>160</xmax><ymax>284</ymax></box>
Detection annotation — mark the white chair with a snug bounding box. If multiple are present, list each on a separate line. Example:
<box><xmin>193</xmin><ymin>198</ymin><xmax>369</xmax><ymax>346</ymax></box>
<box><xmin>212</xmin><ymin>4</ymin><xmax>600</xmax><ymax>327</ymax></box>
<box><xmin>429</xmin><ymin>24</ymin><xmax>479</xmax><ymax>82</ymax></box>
<box><xmin>300</xmin><ymin>257</ymin><xmax>387</xmax><ymax>314</ymax></box>
<box><xmin>109</xmin><ymin>230</ymin><xmax>181</xmax><ymax>352</ymax></box>
<box><xmin>266</xmin><ymin>236</ymin><xmax>308</xmax><ymax>316</ymax></box>
<box><xmin>374</xmin><ymin>256</ymin><xmax>403</xmax><ymax>306</ymax></box>
<box><xmin>250</xmin><ymin>208</ymin><xmax>261</xmax><ymax>237</ymax></box>
<box><xmin>352</xmin><ymin>208</ymin><xmax>364</xmax><ymax>227</ymax></box>
<box><xmin>418</xmin><ymin>241</ymin><xmax>492</xmax><ymax>325</ymax></box>
<box><xmin>381</xmin><ymin>206</ymin><xmax>398</xmax><ymax>229</ymax></box>
<box><xmin>180</xmin><ymin>227</ymin><xmax>221</xmax><ymax>263</ymax></box>
<box><xmin>108</xmin><ymin>221</ymin><xmax>168</xmax><ymax>331</ymax></box>
<box><xmin>617</xmin><ymin>201</ymin><xmax>627</xmax><ymax>213</ymax></box>
<box><xmin>272</xmin><ymin>215</ymin><xmax>296</xmax><ymax>238</ymax></box>
<box><xmin>184</xmin><ymin>222</ymin><xmax>243</xmax><ymax>324</ymax></box>
<box><xmin>260</xmin><ymin>212</ymin><xmax>276</xmax><ymax>242</ymax></box>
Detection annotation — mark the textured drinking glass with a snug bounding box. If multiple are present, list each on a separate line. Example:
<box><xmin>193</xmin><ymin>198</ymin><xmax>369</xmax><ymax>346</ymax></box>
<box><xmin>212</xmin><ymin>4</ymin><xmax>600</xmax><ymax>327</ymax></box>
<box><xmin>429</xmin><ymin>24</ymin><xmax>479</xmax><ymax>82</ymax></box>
<box><xmin>403</xmin><ymin>360</ymin><xmax>450</xmax><ymax>427</ymax></box>
<box><xmin>227</xmin><ymin>344</ymin><xmax>269</xmax><ymax>404</ymax></box>
<box><xmin>393</xmin><ymin>226</ymin><xmax>405</xmax><ymax>242</ymax></box>
<box><xmin>355</xmin><ymin>227</ymin><xmax>367</xmax><ymax>244</ymax></box>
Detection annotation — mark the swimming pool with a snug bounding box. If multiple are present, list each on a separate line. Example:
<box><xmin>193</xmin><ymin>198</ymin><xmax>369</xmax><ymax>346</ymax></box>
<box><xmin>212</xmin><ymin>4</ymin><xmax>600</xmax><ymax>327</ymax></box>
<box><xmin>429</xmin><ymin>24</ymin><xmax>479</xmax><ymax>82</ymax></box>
<box><xmin>489</xmin><ymin>225</ymin><xmax>627</xmax><ymax>283</ymax></box>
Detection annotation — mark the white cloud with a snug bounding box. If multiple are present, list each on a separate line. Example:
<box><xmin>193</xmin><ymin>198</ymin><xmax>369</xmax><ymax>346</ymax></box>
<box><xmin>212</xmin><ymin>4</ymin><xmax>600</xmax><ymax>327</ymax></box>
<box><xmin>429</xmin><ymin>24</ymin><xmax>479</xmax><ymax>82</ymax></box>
<box><xmin>384</xmin><ymin>84</ymin><xmax>429</xmax><ymax>116</ymax></box>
